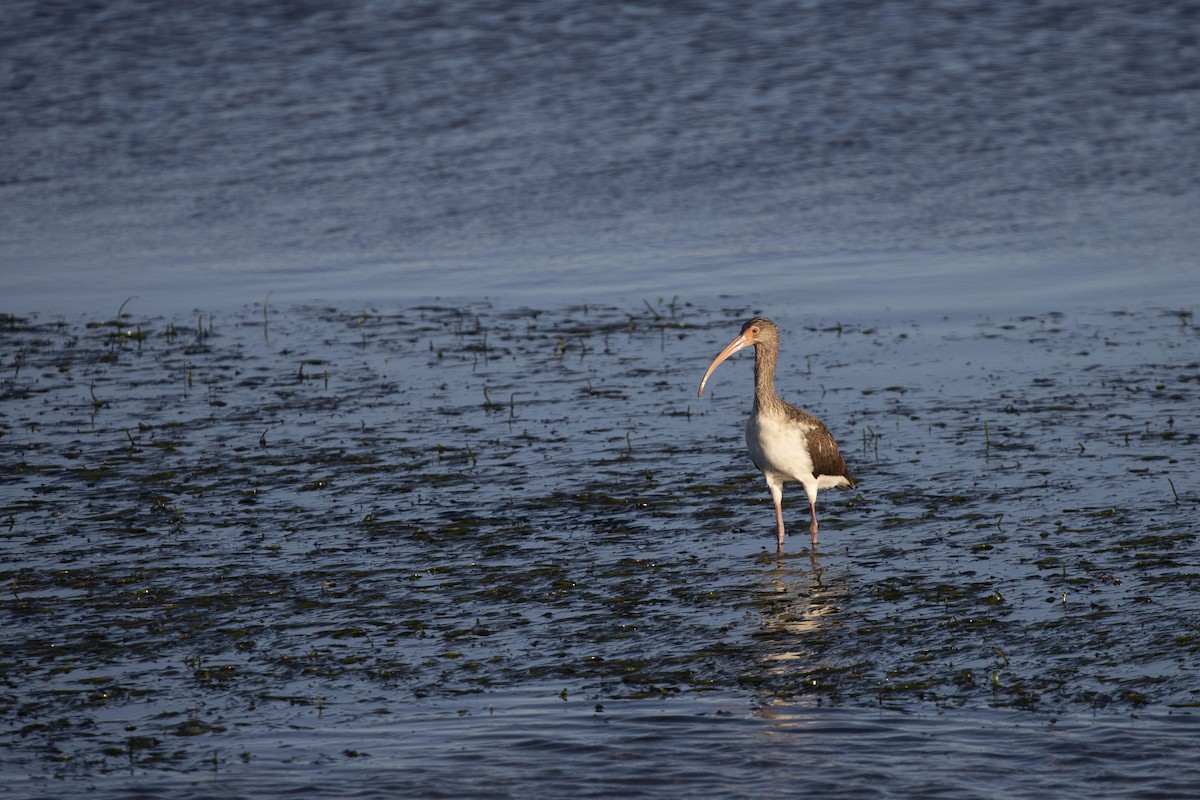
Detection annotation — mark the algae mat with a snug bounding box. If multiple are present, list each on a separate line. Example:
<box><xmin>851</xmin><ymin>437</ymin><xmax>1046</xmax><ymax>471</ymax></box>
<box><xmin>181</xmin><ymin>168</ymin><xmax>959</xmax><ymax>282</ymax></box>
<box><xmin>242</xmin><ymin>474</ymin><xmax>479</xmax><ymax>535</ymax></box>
<box><xmin>1</xmin><ymin>300</ymin><xmax>1198</xmax><ymax>785</ymax></box>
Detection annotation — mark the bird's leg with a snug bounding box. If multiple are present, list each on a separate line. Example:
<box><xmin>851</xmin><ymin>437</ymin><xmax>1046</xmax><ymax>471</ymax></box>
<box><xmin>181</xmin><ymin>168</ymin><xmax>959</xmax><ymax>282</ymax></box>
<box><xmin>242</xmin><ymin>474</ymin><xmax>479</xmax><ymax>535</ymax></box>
<box><xmin>809</xmin><ymin>501</ymin><xmax>819</xmax><ymax>547</ymax></box>
<box><xmin>774</xmin><ymin>497</ymin><xmax>786</xmax><ymax>550</ymax></box>
<box><xmin>766</xmin><ymin>477</ymin><xmax>786</xmax><ymax>550</ymax></box>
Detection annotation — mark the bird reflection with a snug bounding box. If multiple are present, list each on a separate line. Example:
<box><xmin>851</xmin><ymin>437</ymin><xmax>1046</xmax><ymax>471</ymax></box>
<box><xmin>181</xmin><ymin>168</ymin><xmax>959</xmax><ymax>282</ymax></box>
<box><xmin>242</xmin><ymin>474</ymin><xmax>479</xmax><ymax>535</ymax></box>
<box><xmin>749</xmin><ymin>550</ymin><xmax>850</xmax><ymax>719</ymax></box>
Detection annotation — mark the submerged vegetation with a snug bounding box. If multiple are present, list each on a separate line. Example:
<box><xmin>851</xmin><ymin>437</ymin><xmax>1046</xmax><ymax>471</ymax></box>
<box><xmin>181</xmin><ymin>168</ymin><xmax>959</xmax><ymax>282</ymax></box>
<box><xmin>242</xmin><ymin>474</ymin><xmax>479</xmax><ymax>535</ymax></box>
<box><xmin>1</xmin><ymin>300</ymin><xmax>1198</xmax><ymax>778</ymax></box>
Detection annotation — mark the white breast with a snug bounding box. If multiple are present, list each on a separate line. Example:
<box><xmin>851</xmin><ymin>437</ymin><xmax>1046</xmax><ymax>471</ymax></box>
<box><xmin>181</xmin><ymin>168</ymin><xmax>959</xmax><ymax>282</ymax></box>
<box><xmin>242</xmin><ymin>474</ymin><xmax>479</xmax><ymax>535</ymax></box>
<box><xmin>746</xmin><ymin>410</ymin><xmax>816</xmax><ymax>484</ymax></box>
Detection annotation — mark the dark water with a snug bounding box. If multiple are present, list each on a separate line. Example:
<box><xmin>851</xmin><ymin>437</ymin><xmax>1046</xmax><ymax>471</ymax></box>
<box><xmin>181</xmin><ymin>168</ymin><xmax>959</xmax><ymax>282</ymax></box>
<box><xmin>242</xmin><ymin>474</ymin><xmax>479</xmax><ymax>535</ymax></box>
<box><xmin>2</xmin><ymin>0</ymin><xmax>1198</xmax><ymax>314</ymax></box>
<box><xmin>3</xmin><ymin>1</ymin><xmax>1200</xmax><ymax>797</ymax></box>
<box><xmin>2</xmin><ymin>302</ymin><xmax>1198</xmax><ymax>797</ymax></box>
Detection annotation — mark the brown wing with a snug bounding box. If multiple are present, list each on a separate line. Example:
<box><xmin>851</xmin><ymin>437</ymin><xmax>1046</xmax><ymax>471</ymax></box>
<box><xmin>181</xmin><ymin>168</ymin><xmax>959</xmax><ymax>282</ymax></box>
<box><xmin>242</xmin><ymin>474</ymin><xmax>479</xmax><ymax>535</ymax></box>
<box><xmin>785</xmin><ymin>404</ymin><xmax>856</xmax><ymax>487</ymax></box>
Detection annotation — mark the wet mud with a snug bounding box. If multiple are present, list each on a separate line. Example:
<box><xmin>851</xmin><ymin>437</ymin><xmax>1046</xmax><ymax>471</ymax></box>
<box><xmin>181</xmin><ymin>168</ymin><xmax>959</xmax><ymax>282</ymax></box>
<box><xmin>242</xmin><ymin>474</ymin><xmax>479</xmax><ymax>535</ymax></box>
<box><xmin>1</xmin><ymin>300</ymin><xmax>1198</xmax><ymax>789</ymax></box>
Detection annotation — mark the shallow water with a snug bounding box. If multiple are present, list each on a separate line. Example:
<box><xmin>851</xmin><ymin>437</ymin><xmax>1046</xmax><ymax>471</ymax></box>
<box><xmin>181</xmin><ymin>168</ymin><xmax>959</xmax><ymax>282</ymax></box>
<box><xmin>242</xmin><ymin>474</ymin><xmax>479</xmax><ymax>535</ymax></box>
<box><xmin>2</xmin><ymin>301</ymin><xmax>1198</xmax><ymax>797</ymax></box>
<box><xmin>4</xmin><ymin>0</ymin><xmax>1200</xmax><ymax>795</ymax></box>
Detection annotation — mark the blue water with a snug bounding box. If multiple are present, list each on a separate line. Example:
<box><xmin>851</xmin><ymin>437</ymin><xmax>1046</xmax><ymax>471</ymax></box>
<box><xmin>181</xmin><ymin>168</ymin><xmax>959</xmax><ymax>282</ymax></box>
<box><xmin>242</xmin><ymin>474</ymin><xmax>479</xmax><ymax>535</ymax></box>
<box><xmin>3</xmin><ymin>2</ymin><xmax>1200</xmax><ymax>797</ymax></box>
<box><xmin>2</xmin><ymin>0</ymin><xmax>1197</xmax><ymax>318</ymax></box>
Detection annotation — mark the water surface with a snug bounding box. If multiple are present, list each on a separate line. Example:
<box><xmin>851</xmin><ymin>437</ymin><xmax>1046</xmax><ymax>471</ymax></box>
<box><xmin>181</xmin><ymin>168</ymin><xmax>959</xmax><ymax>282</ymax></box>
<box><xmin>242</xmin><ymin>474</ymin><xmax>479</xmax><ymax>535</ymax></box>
<box><xmin>2</xmin><ymin>302</ymin><xmax>1197</xmax><ymax>797</ymax></box>
<box><xmin>3</xmin><ymin>0</ymin><xmax>1199</xmax><ymax>796</ymax></box>
<box><xmin>2</xmin><ymin>0</ymin><xmax>1197</xmax><ymax>314</ymax></box>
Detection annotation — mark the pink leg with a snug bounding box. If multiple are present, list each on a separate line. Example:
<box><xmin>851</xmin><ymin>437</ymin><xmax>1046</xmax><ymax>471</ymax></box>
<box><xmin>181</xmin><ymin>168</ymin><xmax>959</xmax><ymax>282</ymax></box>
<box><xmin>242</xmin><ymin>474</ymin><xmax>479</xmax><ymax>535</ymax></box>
<box><xmin>777</xmin><ymin>501</ymin><xmax>787</xmax><ymax>551</ymax></box>
<box><xmin>809</xmin><ymin>501</ymin><xmax>819</xmax><ymax>547</ymax></box>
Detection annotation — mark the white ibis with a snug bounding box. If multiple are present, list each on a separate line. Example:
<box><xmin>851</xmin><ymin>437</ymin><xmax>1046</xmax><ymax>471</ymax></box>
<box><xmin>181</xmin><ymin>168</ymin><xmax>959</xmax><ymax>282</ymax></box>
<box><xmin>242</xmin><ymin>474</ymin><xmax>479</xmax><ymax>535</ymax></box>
<box><xmin>698</xmin><ymin>317</ymin><xmax>855</xmax><ymax>550</ymax></box>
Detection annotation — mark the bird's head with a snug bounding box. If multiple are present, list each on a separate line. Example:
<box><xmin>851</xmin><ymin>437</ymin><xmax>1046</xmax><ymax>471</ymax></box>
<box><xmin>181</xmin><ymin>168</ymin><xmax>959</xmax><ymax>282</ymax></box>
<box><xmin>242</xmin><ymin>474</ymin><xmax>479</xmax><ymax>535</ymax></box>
<box><xmin>697</xmin><ymin>317</ymin><xmax>778</xmax><ymax>398</ymax></box>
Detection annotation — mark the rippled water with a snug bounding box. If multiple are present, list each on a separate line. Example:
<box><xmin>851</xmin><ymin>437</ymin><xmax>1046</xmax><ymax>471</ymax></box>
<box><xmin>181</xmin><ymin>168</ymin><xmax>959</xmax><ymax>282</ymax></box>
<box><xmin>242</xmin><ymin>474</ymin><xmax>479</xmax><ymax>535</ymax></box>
<box><xmin>2</xmin><ymin>301</ymin><xmax>1198</xmax><ymax>797</ymax></box>
<box><xmin>3</xmin><ymin>0</ymin><xmax>1200</xmax><ymax>796</ymax></box>
<box><xmin>2</xmin><ymin>0</ymin><xmax>1198</xmax><ymax>313</ymax></box>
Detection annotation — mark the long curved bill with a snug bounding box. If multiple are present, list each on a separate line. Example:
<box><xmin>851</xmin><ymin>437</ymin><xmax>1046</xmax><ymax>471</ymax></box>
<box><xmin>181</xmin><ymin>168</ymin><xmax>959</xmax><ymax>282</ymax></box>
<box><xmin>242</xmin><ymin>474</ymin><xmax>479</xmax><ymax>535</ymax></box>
<box><xmin>697</xmin><ymin>332</ymin><xmax>753</xmax><ymax>398</ymax></box>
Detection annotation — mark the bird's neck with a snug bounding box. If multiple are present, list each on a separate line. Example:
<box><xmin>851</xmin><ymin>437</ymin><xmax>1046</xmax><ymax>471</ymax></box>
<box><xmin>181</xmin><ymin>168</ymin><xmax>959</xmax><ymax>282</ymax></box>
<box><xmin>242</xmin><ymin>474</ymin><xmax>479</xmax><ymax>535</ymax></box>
<box><xmin>752</xmin><ymin>344</ymin><xmax>783</xmax><ymax>412</ymax></box>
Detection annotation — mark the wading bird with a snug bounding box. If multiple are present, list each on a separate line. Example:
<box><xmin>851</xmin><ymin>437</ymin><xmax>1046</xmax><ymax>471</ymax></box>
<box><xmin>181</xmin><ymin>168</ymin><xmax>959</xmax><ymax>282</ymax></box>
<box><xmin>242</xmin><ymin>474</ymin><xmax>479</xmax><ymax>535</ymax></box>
<box><xmin>698</xmin><ymin>317</ymin><xmax>855</xmax><ymax>550</ymax></box>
